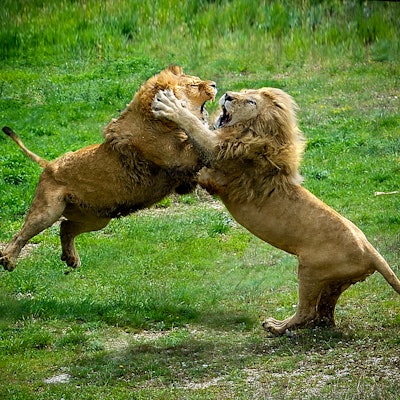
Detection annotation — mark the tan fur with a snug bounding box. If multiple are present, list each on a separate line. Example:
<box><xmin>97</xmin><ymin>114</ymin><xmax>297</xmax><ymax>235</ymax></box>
<box><xmin>152</xmin><ymin>88</ymin><xmax>400</xmax><ymax>335</ymax></box>
<box><xmin>1</xmin><ymin>66</ymin><xmax>216</xmax><ymax>271</ymax></box>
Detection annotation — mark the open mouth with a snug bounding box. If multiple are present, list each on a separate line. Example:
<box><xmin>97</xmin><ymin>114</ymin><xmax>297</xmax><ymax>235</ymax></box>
<box><xmin>200</xmin><ymin>102</ymin><xmax>210</xmax><ymax>124</ymax></box>
<box><xmin>215</xmin><ymin>104</ymin><xmax>232</xmax><ymax>128</ymax></box>
<box><xmin>200</xmin><ymin>95</ymin><xmax>215</xmax><ymax>115</ymax></box>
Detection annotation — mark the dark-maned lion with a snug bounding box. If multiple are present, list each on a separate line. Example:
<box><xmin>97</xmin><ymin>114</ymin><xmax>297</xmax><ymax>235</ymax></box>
<box><xmin>1</xmin><ymin>66</ymin><xmax>216</xmax><ymax>271</ymax></box>
<box><xmin>152</xmin><ymin>88</ymin><xmax>400</xmax><ymax>334</ymax></box>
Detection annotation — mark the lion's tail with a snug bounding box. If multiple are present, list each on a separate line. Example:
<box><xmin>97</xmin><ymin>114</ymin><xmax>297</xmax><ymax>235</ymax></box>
<box><xmin>2</xmin><ymin>126</ymin><xmax>48</xmax><ymax>168</ymax></box>
<box><xmin>373</xmin><ymin>249</ymin><xmax>400</xmax><ymax>295</ymax></box>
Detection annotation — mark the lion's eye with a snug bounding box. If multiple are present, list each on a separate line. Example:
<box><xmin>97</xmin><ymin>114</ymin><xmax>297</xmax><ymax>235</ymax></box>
<box><xmin>248</xmin><ymin>99</ymin><xmax>257</xmax><ymax>105</ymax></box>
<box><xmin>191</xmin><ymin>84</ymin><xmax>199</xmax><ymax>87</ymax></box>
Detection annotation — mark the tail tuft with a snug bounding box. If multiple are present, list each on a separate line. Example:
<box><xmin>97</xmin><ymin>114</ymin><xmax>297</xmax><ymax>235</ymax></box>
<box><xmin>2</xmin><ymin>126</ymin><xmax>15</xmax><ymax>137</ymax></box>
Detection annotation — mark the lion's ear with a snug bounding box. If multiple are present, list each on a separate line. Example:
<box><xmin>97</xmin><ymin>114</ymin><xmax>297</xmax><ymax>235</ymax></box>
<box><xmin>168</xmin><ymin>65</ymin><xmax>183</xmax><ymax>76</ymax></box>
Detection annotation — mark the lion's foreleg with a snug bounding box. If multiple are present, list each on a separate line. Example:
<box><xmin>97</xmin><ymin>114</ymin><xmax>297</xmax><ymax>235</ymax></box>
<box><xmin>152</xmin><ymin>90</ymin><xmax>218</xmax><ymax>165</ymax></box>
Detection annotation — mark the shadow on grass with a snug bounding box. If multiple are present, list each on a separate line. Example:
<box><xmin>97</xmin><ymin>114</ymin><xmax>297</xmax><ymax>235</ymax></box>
<box><xmin>0</xmin><ymin>289</ymin><xmax>258</xmax><ymax>333</ymax></box>
<box><xmin>70</xmin><ymin>326</ymin><xmax>350</xmax><ymax>389</ymax></box>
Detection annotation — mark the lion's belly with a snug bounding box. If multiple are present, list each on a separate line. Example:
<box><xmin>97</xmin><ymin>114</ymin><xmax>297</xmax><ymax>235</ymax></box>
<box><xmin>221</xmin><ymin>186</ymin><xmax>369</xmax><ymax>264</ymax></box>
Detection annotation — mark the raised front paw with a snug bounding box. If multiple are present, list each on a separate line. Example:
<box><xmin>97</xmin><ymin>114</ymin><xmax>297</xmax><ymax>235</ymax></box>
<box><xmin>152</xmin><ymin>89</ymin><xmax>187</xmax><ymax>122</ymax></box>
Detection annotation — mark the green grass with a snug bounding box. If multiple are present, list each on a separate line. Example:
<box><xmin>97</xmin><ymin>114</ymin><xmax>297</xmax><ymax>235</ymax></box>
<box><xmin>1</xmin><ymin>0</ymin><xmax>400</xmax><ymax>398</ymax></box>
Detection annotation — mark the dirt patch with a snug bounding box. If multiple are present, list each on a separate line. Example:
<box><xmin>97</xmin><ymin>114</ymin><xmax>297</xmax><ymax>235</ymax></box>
<box><xmin>0</xmin><ymin>242</ymin><xmax>40</xmax><ymax>259</ymax></box>
<box><xmin>43</xmin><ymin>373</ymin><xmax>71</xmax><ymax>384</ymax></box>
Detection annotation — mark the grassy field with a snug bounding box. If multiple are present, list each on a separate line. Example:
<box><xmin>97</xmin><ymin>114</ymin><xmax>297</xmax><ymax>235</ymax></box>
<box><xmin>1</xmin><ymin>1</ymin><xmax>400</xmax><ymax>399</ymax></box>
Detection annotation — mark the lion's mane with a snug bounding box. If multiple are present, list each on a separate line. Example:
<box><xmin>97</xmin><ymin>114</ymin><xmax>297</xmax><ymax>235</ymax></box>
<box><xmin>213</xmin><ymin>89</ymin><xmax>306</xmax><ymax>204</ymax></box>
<box><xmin>103</xmin><ymin>65</ymin><xmax>188</xmax><ymax>160</ymax></box>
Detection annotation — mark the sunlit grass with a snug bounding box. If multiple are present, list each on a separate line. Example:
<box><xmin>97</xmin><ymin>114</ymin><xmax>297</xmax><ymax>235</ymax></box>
<box><xmin>1</xmin><ymin>0</ymin><xmax>398</xmax><ymax>68</ymax></box>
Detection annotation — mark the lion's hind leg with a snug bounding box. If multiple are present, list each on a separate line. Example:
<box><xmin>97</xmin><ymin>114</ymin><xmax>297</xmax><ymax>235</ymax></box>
<box><xmin>60</xmin><ymin>217</ymin><xmax>110</xmax><ymax>268</ymax></box>
<box><xmin>315</xmin><ymin>282</ymin><xmax>352</xmax><ymax>327</ymax></box>
<box><xmin>0</xmin><ymin>184</ymin><xmax>66</xmax><ymax>271</ymax></box>
<box><xmin>263</xmin><ymin>265</ymin><xmax>326</xmax><ymax>335</ymax></box>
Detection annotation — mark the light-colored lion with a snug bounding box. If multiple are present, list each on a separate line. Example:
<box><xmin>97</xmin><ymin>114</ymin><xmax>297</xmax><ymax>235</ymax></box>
<box><xmin>152</xmin><ymin>88</ymin><xmax>400</xmax><ymax>334</ymax></box>
<box><xmin>1</xmin><ymin>66</ymin><xmax>216</xmax><ymax>271</ymax></box>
